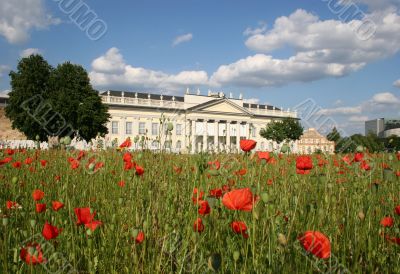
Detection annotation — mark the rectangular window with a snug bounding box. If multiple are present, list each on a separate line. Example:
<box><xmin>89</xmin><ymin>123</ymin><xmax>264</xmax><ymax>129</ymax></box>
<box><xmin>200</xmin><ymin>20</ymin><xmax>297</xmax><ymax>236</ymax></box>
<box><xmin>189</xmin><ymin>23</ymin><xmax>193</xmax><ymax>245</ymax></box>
<box><xmin>112</xmin><ymin>121</ymin><xmax>119</xmax><ymax>134</ymax></box>
<box><xmin>125</xmin><ymin>122</ymin><xmax>132</xmax><ymax>135</ymax></box>
<box><xmin>152</xmin><ymin>123</ymin><xmax>158</xmax><ymax>135</ymax></box>
<box><xmin>176</xmin><ymin>124</ymin><xmax>182</xmax><ymax>135</ymax></box>
<box><xmin>139</xmin><ymin>122</ymin><xmax>146</xmax><ymax>134</ymax></box>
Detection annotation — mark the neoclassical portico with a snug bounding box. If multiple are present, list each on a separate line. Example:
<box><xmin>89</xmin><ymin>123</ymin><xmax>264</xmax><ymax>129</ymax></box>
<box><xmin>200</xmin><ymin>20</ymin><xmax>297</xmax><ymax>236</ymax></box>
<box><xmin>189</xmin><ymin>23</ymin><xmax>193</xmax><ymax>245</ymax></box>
<box><xmin>100</xmin><ymin>90</ymin><xmax>297</xmax><ymax>153</ymax></box>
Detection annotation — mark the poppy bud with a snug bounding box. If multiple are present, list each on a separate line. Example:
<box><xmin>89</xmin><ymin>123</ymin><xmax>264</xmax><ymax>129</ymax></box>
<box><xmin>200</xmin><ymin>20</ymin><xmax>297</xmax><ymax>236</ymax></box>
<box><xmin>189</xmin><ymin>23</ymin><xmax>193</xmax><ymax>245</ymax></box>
<box><xmin>260</xmin><ymin>192</ymin><xmax>269</xmax><ymax>203</ymax></box>
<box><xmin>35</xmin><ymin>135</ymin><xmax>40</xmax><ymax>141</ymax></box>
<box><xmin>86</xmin><ymin>229</ymin><xmax>92</xmax><ymax>236</ymax></box>
<box><xmin>88</xmin><ymin>163</ymin><xmax>95</xmax><ymax>171</ymax></box>
<box><xmin>132</xmin><ymin>229</ymin><xmax>139</xmax><ymax>238</ymax></box>
<box><xmin>252</xmin><ymin>209</ymin><xmax>259</xmax><ymax>220</ymax></box>
<box><xmin>30</xmin><ymin>219</ymin><xmax>36</xmax><ymax>228</ymax></box>
<box><xmin>2</xmin><ymin>217</ymin><xmax>8</xmax><ymax>226</ymax></box>
<box><xmin>64</xmin><ymin>136</ymin><xmax>71</xmax><ymax>145</ymax></box>
<box><xmin>233</xmin><ymin>251</ymin><xmax>240</xmax><ymax>262</ymax></box>
<box><xmin>280</xmin><ymin>144</ymin><xmax>289</xmax><ymax>153</ymax></box>
<box><xmin>278</xmin><ymin>233</ymin><xmax>287</xmax><ymax>246</ymax></box>
<box><xmin>358</xmin><ymin>211</ymin><xmax>365</xmax><ymax>221</ymax></box>
<box><xmin>118</xmin><ymin>198</ymin><xmax>123</xmax><ymax>205</ymax></box>
<box><xmin>388</xmin><ymin>155</ymin><xmax>394</xmax><ymax>161</ymax></box>
<box><xmin>208</xmin><ymin>253</ymin><xmax>222</xmax><ymax>272</ymax></box>
<box><xmin>356</xmin><ymin>145</ymin><xmax>364</xmax><ymax>152</ymax></box>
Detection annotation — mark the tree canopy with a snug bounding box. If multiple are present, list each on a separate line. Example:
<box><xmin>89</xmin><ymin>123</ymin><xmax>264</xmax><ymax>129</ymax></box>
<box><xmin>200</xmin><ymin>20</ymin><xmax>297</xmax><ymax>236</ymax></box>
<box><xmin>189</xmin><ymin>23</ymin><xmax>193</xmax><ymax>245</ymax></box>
<box><xmin>260</xmin><ymin>118</ymin><xmax>303</xmax><ymax>144</ymax></box>
<box><xmin>5</xmin><ymin>55</ymin><xmax>110</xmax><ymax>142</ymax></box>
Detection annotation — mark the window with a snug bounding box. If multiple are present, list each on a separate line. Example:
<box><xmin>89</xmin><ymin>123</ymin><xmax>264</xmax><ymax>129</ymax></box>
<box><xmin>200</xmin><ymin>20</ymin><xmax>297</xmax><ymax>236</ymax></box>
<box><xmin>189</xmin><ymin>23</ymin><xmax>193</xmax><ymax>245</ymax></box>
<box><xmin>176</xmin><ymin>140</ymin><xmax>182</xmax><ymax>149</ymax></box>
<box><xmin>152</xmin><ymin>123</ymin><xmax>158</xmax><ymax>135</ymax></box>
<box><xmin>139</xmin><ymin>122</ymin><xmax>146</xmax><ymax>134</ymax></box>
<box><xmin>176</xmin><ymin>124</ymin><xmax>182</xmax><ymax>135</ymax></box>
<box><xmin>112</xmin><ymin>121</ymin><xmax>119</xmax><ymax>134</ymax></box>
<box><xmin>125</xmin><ymin>122</ymin><xmax>132</xmax><ymax>135</ymax></box>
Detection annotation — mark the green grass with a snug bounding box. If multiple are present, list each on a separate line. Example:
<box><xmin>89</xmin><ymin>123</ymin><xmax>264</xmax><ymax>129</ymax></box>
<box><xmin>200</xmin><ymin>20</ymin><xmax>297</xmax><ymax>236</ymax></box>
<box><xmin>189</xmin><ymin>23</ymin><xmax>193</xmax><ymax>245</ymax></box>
<box><xmin>0</xmin><ymin>149</ymin><xmax>399</xmax><ymax>273</ymax></box>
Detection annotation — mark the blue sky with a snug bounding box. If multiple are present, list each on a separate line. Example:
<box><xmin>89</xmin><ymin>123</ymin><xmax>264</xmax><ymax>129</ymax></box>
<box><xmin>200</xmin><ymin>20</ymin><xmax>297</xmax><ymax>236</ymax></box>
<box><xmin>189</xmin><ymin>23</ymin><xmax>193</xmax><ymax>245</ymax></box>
<box><xmin>0</xmin><ymin>0</ymin><xmax>400</xmax><ymax>135</ymax></box>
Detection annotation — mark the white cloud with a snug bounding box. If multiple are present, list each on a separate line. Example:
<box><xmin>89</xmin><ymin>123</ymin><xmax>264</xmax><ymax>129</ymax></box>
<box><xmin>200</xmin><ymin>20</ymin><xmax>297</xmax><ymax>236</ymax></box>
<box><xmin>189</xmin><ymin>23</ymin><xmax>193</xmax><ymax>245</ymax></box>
<box><xmin>0</xmin><ymin>90</ymin><xmax>10</xmax><ymax>96</ymax></box>
<box><xmin>211</xmin><ymin>9</ymin><xmax>400</xmax><ymax>87</ymax></box>
<box><xmin>243</xmin><ymin>22</ymin><xmax>267</xmax><ymax>36</ymax></box>
<box><xmin>348</xmin><ymin>115</ymin><xmax>369</xmax><ymax>122</ymax></box>
<box><xmin>394</xmin><ymin>79</ymin><xmax>400</xmax><ymax>88</ymax></box>
<box><xmin>317</xmin><ymin>106</ymin><xmax>363</xmax><ymax>116</ymax></box>
<box><xmin>172</xmin><ymin>33</ymin><xmax>193</xmax><ymax>47</ymax></box>
<box><xmin>89</xmin><ymin>48</ymin><xmax>209</xmax><ymax>91</ymax></box>
<box><xmin>20</xmin><ymin>48</ymin><xmax>42</xmax><ymax>58</ymax></box>
<box><xmin>0</xmin><ymin>0</ymin><xmax>60</xmax><ymax>44</ymax></box>
<box><xmin>338</xmin><ymin>0</ymin><xmax>400</xmax><ymax>11</ymax></box>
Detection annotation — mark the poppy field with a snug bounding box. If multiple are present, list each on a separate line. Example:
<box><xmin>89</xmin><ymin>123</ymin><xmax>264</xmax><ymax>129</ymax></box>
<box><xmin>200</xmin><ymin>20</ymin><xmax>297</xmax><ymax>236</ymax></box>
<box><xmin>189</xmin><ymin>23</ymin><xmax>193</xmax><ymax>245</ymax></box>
<box><xmin>1</xmin><ymin>143</ymin><xmax>400</xmax><ymax>273</ymax></box>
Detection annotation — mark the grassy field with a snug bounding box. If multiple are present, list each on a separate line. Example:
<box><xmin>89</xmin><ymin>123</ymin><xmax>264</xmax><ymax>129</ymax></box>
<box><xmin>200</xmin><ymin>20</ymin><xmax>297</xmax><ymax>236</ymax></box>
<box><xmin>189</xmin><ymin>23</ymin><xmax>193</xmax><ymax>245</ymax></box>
<box><xmin>0</xmin><ymin>148</ymin><xmax>399</xmax><ymax>273</ymax></box>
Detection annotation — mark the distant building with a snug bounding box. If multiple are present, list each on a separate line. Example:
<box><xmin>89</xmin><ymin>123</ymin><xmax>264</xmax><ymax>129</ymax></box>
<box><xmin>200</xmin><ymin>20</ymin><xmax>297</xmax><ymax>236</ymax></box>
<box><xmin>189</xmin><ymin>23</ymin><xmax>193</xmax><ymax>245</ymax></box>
<box><xmin>296</xmin><ymin>128</ymin><xmax>335</xmax><ymax>154</ymax></box>
<box><xmin>365</xmin><ymin>118</ymin><xmax>400</xmax><ymax>138</ymax></box>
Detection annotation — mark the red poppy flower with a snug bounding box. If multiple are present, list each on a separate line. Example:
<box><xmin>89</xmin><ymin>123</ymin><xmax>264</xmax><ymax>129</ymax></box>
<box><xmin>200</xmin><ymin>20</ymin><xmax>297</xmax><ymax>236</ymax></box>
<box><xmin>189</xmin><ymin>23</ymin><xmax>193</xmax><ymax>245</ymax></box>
<box><xmin>24</xmin><ymin>157</ymin><xmax>33</xmax><ymax>165</ymax></box>
<box><xmin>76</xmin><ymin>150</ymin><xmax>86</xmax><ymax>161</ymax></box>
<box><xmin>135</xmin><ymin>231</ymin><xmax>145</xmax><ymax>244</ymax></box>
<box><xmin>298</xmin><ymin>231</ymin><xmax>331</xmax><ymax>259</ymax></box>
<box><xmin>240</xmin><ymin>139</ymin><xmax>257</xmax><ymax>152</ymax></box>
<box><xmin>192</xmin><ymin>188</ymin><xmax>204</xmax><ymax>204</ymax></box>
<box><xmin>123</xmin><ymin>152</ymin><xmax>132</xmax><ymax>163</ymax></box>
<box><xmin>35</xmin><ymin>203</ymin><xmax>46</xmax><ymax>213</ymax></box>
<box><xmin>135</xmin><ymin>165</ymin><xmax>144</xmax><ymax>176</ymax></box>
<box><xmin>209</xmin><ymin>188</ymin><xmax>223</xmax><ymax>199</ymax></box>
<box><xmin>6</xmin><ymin>200</ymin><xmax>20</xmax><ymax>209</ymax></box>
<box><xmin>124</xmin><ymin>161</ymin><xmax>135</xmax><ymax>171</ymax></box>
<box><xmin>85</xmin><ymin>220</ymin><xmax>102</xmax><ymax>232</ymax></box>
<box><xmin>54</xmin><ymin>175</ymin><xmax>61</xmax><ymax>181</ymax></box>
<box><xmin>208</xmin><ymin>160</ymin><xmax>221</xmax><ymax>170</ymax></box>
<box><xmin>20</xmin><ymin>243</ymin><xmax>45</xmax><ymax>265</ymax></box>
<box><xmin>52</xmin><ymin>201</ymin><xmax>64</xmax><ymax>211</ymax></box>
<box><xmin>12</xmin><ymin>161</ymin><xmax>22</xmax><ymax>168</ymax></box>
<box><xmin>120</xmin><ymin>138</ymin><xmax>132</xmax><ymax>148</ymax></box>
<box><xmin>381</xmin><ymin>216</ymin><xmax>394</xmax><ymax>227</ymax></box>
<box><xmin>42</xmin><ymin>222</ymin><xmax>61</xmax><ymax>240</ymax></box>
<box><xmin>94</xmin><ymin>162</ymin><xmax>104</xmax><ymax>171</ymax></box>
<box><xmin>0</xmin><ymin>157</ymin><xmax>13</xmax><ymax>166</ymax></box>
<box><xmin>32</xmin><ymin>189</ymin><xmax>44</xmax><ymax>201</ymax></box>
<box><xmin>296</xmin><ymin>156</ymin><xmax>313</xmax><ymax>173</ymax></box>
<box><xmin>396</xmin><ymin>152</ymin><xmax>400</xmax><ymax>161</ymax></box>
<box><xmin>6</xmin><ymin>148</ymin><xmax>15</xmax><ymax>155</ymax></box>
<box><xmin>396</xmin><ymin>171</ymin><xmax>400</xmax><ymax>177</ymax></box>
<box><xmin>222</xmin><ymin>188</ymin><xmax>258</xmax><ymax>212</ymax></box>
<box><xmin>198</xmin><ymin>200</ymin><xmax>211</xmax><ymax>215</ymax></box>
<box><xmin>231</xmin><ymin>221</ymin><xmax>249</xmax><ymax>238</ymax></box>
<box><xmin>395</xmin><ymin>206</ymin><xmax>400</xmax><ymax>216</ymax></box>
<box><xmin>354</xmin><ymin>153</ymin><xmax>364</xmax><ymax>162</ymax></box>
<box><xmin>118</xmin><ymin>180</ymin><xmax>126</xmax><ymax>187</ymax></box>
<box><xmin>74</xmin><ymin>207</ymin><xmax>95</xmax><ymax>225</ymax></box>
<box><xmin>257</xmin><ymin>151</ymin><xmax>270</xmax><ymax>161</ymax></box>
<box><xmin>235</xmin><ymin>169</ymin><xmax>247</xmax><ymax>176</ymax></box>
<box><xmin>386</xmin><ymin>236</ymin><xmax>400</xmax><ymax>245</ymax></box>
<box><xmin>70</xmin><ymin>159</ymin><xmax>79</xmax><ymax>170</ymax></box>
<box><xmin>360</xmin><ymin>160</ymin><xmax>371</xmax><ymax>171</ymax></box>
<box><xmin>173</xmin><ymin>166</ymin><xmax>182</xmax><ymax>174</ymax></box>
<box><xmin>193</xmin><ymin>218</ymin><xmax>205</xmax><ymax>233</ymax></box>
<box><xmin>40</xmin><ymin>160</ymin><xmax>47</xmax><ymax>167</ymax></box>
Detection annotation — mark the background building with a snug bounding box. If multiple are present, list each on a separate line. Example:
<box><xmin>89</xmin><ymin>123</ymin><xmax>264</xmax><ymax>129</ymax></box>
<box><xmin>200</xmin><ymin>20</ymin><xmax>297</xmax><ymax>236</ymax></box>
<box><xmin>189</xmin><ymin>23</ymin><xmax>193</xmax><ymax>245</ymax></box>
<box><xmin>365</xmin><ymin>118</ymin><xmax>400</xmax><ymax>138</ymax></box>
<box><xmin>297</xmin><ymin>128</ymin><xmax>335</xmax><ymax>154</ymax></box>
<box><xmin>100</xmin><ymin>90</ymin><xmax>297</xmax><ymax>153</ymax></box>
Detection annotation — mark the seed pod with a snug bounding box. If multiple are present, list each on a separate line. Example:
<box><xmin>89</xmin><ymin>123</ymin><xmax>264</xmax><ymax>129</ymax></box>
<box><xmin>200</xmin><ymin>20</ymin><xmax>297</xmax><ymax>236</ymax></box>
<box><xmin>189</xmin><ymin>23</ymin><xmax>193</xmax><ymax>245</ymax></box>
<box><xmin>233</xmin><ymin>251</ymin><xmax>240</xmax><ymax>262</ymax></box>
<box><xmin>30</xmin><ymin>219</ymin><xmax>36</xmax><ymax>228</ymax></box>
<box><xmin>12</xmin><ymin>177</ymin><xmax>18</xmax><ymax>184</ymax></box>
<box><xmin>2</xmin><ymin>217</ymin><xmax>8</xmax><ymax>226</ymax></box>
<box><xmin>278</xmin><ymin>233</ymin><xmax>287</xmax><ymax>246</ymax></box>
<box><xmin>260</xmin><ymin>192</ymin><xmax>269</xmax><ymax>203</ymax></box>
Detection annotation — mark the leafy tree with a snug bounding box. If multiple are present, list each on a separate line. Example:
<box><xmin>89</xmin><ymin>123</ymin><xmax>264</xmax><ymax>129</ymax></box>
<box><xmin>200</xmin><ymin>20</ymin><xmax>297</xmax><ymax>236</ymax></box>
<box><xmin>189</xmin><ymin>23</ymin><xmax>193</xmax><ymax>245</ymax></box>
<box><xmin>327</xmin><ymin>127</ymin><xmax>341</xmax><ymax>143</ymax></box>
<box><xmin>47</xmin><ymin>62</ymin><xmax>110</xmax><ymax>141</ymax></box>
<box><xmin>5</xmin><ymin>55</ymin><xmax>53</xmax><ymax>141</ymax></box>
<box><xmin>260</xmin><ymin>118</ymin><xmax>303</xmax><ymax>144</ymax></box>
<box><xmin>5</xmin><ymin>55</ymin><xmax>110</xmax><ymax>142</ymax></box>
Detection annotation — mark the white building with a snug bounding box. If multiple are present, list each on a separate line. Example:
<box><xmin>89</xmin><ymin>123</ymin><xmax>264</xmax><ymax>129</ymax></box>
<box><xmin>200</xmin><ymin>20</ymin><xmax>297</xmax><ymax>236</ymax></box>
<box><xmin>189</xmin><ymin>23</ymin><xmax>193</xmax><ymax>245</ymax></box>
<box><xmin>100</xmin><ymin>90</ymin><xmax>297</xmax><ymax>153</ymax></box>
<box><xmin>297</xmin><ymin>128</ymin><xmax>335</xmax><ymax>154</ymax></box>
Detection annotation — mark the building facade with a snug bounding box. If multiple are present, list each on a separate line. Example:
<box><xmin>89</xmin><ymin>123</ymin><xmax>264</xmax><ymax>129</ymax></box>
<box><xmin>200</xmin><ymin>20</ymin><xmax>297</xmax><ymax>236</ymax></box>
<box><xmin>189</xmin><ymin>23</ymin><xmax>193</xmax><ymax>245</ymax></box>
<box><xmin>365</xmin><ymin>118</ymin><xmax>400</xmax><ymax>138</ymax></box>
<box><xmin>100</xmin><ymin>90</ymin><xmax>297</xmax><ymax>153</ymax></box>
<box><xmin>296</xmin><ymin>128</ymin><xmax>335</xmax><ymax>154</ymax></box>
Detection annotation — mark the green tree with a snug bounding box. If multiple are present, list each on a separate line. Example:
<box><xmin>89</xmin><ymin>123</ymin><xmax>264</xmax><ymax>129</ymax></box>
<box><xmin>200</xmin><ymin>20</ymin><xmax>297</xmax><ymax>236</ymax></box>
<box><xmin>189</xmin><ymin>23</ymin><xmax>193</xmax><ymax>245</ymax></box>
<box><xmin>5</xmin><ymin>55</ymin><xmax>53</xmax><ymax>141</ymax></box>
<box><xmin>327</xmin><ymin>127</ymin><xmax>341</xmax><ymax>143</ymax></box>
<box><xmin>5</xmin><ymin>55</ymin><xmax>110</xmax><ymax>142</ymax></box>
<box><xmin>260</xmin><ymin>118</ymin><xmax>303</xmax><ymax>144</ymax></box>
<box><xmin>48</xmin><ymin>62</ymin><xmax>110</xmax><ymax>141</ymax></box>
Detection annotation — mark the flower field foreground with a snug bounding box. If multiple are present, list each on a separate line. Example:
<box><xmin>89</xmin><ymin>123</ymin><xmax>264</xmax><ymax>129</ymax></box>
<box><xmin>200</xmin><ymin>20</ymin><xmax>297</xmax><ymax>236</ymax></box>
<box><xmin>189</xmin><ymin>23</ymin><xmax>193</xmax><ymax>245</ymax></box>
<box><xmin>1</xmin><ymin>148</ymin><xmax>400</xmax><ymax>273</ymax></box>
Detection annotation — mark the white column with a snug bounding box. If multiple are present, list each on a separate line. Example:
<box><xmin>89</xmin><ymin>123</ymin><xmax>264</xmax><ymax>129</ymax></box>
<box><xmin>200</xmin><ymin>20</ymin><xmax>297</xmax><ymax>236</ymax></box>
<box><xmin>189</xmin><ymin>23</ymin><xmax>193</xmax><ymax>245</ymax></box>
<box><xmin>226</xmin><ymin>121</ymin><xmax>231</xmax><ymax>152</ymax></box>
<box><xmin>191</xmin><ymin>120</ymin><xmax>196</xmax><ymax>153</ymax></box>
<box><xmin>214</xmin><ymin>120</ymin><xmax>219</xmax><ymax>152</ymax></box>
<box><xmin>245</xmin><ymin>123</ymin><xmax>250</xmax><ymax>139</ymax></box>
<box><xmin>185</xmin><ymin>119</ymin><xmax>190</xmax><ymax>152</ymax></box>
<box><xmin>236</xmin><ymin>122</ymin><xmax>240</xmax><ymax>151</ymax></box>
<box><xmin>203</xmin><ymin>120</ymin><xmax>208</xmax><ymax>152</ymax></box>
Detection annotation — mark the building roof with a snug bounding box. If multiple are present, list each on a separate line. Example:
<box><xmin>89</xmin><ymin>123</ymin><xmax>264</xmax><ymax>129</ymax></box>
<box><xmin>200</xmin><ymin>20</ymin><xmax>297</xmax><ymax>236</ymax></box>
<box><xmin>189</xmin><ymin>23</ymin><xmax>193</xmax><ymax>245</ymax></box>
<box><xmin>243</xmin><ymin>103</ymin><xmax>279</xmax><ymax>111</ymax></box>
<box><xmin>100</xmin><ymin>90</ymin><xmax>185</xmax><ymax>102</ymax></box>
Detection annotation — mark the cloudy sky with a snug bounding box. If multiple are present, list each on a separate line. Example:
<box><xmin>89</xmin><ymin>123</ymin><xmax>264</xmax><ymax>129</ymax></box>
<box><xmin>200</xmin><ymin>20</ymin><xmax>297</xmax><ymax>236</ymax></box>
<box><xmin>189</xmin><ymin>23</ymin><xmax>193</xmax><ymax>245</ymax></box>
<box><xmin>0</xmin><ymin>0</ymin><xmax>399</xmax><ymax>135</ymax></box>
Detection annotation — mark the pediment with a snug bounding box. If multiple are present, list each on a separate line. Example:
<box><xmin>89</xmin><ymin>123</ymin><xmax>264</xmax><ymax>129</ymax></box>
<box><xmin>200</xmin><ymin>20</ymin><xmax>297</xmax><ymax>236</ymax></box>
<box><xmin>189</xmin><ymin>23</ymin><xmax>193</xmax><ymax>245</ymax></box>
<box><xmin>188</xmin><ymin>99</ymin><xmax>253</xmax><ymax>116</ymax></box>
